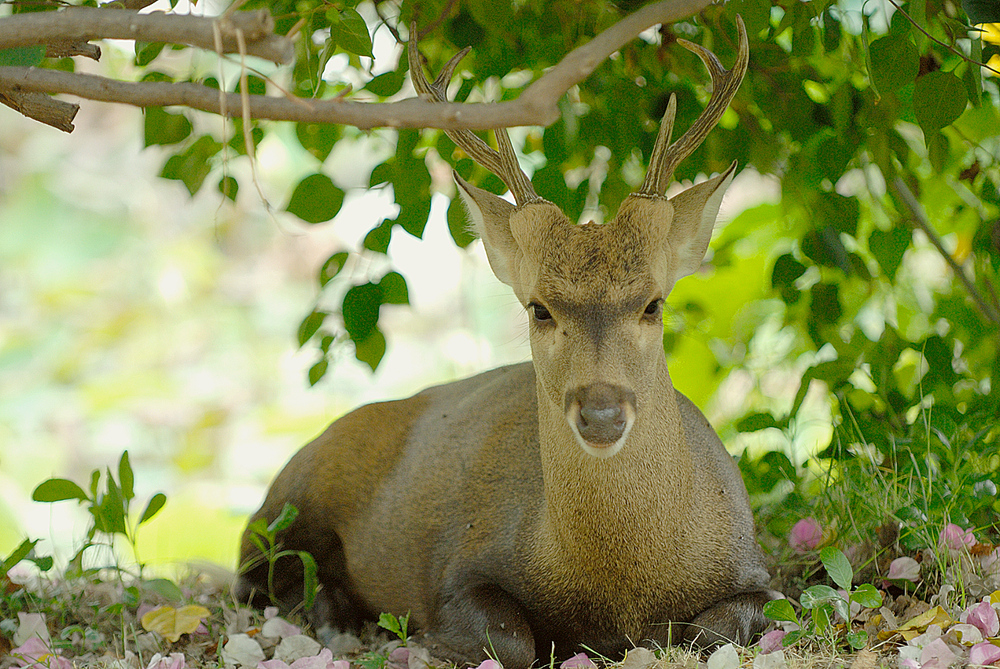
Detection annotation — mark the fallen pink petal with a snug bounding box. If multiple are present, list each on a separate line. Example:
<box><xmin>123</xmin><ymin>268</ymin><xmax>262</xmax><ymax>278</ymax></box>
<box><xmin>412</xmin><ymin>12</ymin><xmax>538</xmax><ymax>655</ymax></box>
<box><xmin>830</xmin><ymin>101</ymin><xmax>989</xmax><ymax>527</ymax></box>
<box><xmin>939</xmin><ymin>523</ymin><xmax>976</xmax><ymax>551</ymax></box>
<box><xmin>758</xmin><ymin>629</ymin><xmax>787</xmax><ymax>654</ymax></box>
<box><xmin>10</xmin><ymin>637</ymin><xmax>75</xmax><ymax>669</ymax></box>
<box><xmin>887</xmin><ymin>556</ymin><xmax>921</xmax><ymax>582</ymax></box>
<box><xmin>962</xmin><ymin>600</ymin><xmax>1000</xmax><ymax>638</ymax></box>
<box><xmin>146</xmin><ymin>653</ymin><xmax>186</xmax><ymax>669</ymax></box>
<box><xmin>473</xmin><ymin>661</ymin><xmax>501</xmax><ymax>669</ymax></box>
<box><xmin>969</xmin><ymin>641</ymin><xmax>1000</xmax><ymax>667</ymax></box>
<box><xmin>789</xmin><ymin>517</ymin><xmax>823</xmax><ymax>553</ymax></box>
<box><xmin>560</xmin><ymin>652</ymin><xmax>596</xmax><ymax>669</ymax></box>
<box><xmin>920</xmin><ymin>638</ymin><xmax>958</xmax><ymax>669</ymax></box>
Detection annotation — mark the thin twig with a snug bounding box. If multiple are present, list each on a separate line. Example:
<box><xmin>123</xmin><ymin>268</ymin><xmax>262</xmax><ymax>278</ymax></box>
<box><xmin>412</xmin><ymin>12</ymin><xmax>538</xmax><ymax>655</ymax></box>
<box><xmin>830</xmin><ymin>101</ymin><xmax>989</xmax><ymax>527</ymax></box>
<box><xmin>416</xmin><ymin>0</ymin><xmax>459</xmax><ymax>41</ymax></box>
<box><xmin>0</xmin><ymin>0</ymin><xmax>711</xmax><ymax>130</ymax></box>
<box><xmin>883</xmin><ymin>0</ymin><xmax>1000</xmax><ymax>77</ymax></box>
<box><xmin>891</xmin><ymin>177</ymin><xmax>1000</xmax><ymax>328</ymax></box>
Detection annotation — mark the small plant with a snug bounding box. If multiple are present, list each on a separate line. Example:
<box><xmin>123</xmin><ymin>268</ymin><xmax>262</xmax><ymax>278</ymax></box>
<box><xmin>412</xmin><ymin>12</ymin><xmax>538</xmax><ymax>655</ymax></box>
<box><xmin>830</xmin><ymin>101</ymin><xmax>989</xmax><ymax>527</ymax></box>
<box><xmin>31</xmin><ymin>451</ymin><xmax>165</xmax><ymax>575</ymax></box>
<box><xmin>243</xmin><ymin>503</ymin><xmax>318</xmax><ymax>609</ymax></box>
<box><xmin>377</xmin><ymin>611</ymin><xmax>410</xmax><ymax>644</ymax></box>
<box><xmin>764</xmin><ymin>546</ymin><xmax>883</xmax><ymax>650</ymax></box>
<box><xmin>3</xmin><ymin>539</ymin><xmax>54</xmax><ymax>583</ymax></box>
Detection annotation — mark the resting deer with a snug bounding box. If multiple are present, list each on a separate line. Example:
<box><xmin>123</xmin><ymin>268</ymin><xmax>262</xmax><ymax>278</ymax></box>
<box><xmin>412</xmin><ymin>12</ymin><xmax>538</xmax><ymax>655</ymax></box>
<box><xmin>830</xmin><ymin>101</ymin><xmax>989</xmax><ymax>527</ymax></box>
<box><xmin>236</xmin><ymin>17</ymin><xmax>777</xmax><ymax>668</ymax></box>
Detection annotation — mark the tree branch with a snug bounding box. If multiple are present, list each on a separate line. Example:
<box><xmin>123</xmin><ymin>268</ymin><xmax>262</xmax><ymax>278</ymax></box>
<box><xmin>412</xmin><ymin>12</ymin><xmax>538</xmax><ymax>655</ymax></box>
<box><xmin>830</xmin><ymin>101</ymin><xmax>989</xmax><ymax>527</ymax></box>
<box><xmin>0</xmin><ymin>7</ymin><xmax>295</xmax><ymax>64</ymax></box>
<box><xmin>891</xmin><ymin>177</ymin><xmax>1000</xmax><ymax>329</ymax></box>
<box><xmin>0</xmin><ymin>0</ymin><xmax>709</xmax><ymax>130</ymax></box>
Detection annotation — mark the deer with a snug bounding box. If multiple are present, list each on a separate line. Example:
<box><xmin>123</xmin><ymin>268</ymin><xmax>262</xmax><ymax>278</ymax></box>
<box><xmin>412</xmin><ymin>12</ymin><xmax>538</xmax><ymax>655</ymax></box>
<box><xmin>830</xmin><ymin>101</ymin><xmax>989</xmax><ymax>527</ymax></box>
<box><xmin>235</xmin><ymin>16</ymin><xmax>778</xmax><ymax>668</ymax></box>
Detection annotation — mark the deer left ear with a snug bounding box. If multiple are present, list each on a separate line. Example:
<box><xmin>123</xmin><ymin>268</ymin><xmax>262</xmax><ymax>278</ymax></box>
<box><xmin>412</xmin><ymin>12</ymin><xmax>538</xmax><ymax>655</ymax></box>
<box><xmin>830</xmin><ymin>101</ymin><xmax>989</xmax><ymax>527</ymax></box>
<box><xmin>667</xmin><ymin>161</ymin><xmax>737</xmax><ymax>279</ymax></box>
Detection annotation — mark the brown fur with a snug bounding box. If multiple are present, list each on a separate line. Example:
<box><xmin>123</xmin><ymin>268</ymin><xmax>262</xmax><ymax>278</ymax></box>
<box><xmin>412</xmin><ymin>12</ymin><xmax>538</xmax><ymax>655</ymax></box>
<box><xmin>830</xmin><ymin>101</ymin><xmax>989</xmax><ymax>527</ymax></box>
<box><xmin>236</xmin><ymin>162</ymin><xmax>778</xmax><ymax>667</ymax></box>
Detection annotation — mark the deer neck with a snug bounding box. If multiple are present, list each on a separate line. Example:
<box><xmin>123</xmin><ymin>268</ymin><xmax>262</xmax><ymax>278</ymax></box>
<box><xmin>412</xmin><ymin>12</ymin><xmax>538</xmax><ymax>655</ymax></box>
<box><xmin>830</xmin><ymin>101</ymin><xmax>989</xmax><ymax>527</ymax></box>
<box><xmin>533</xmin><ymin>361</ymin><xmax>693</xmax><ymax>556</ymax></box>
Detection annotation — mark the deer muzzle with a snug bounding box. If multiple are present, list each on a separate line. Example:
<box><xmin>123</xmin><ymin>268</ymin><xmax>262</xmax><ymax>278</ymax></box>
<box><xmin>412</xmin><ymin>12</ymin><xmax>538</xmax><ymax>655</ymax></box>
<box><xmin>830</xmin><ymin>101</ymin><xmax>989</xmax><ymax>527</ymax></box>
<box><xmin>565</xmin><ymin>384</ymin><xmax>636</xmax><ymax>458</ymax></box>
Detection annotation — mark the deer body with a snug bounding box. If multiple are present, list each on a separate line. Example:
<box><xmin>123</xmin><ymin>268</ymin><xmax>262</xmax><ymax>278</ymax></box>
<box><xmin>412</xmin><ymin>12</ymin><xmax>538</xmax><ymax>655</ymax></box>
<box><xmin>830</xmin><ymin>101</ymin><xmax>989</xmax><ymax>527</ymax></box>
<box><xmin>237</xmin><ymin>19</ymin><xmax>776</xmax><ymax>667</ymax></box>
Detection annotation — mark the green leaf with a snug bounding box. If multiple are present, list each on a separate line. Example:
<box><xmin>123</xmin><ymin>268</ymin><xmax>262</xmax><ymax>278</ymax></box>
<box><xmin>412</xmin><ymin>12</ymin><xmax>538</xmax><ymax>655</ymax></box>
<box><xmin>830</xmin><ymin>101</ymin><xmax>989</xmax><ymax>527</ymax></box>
<box><xmin>802</xmin><ymin>227</ymin><xmax>850</xmax><ymax>271</ymax></box>
<box><xmin>219</xmin><ymin>176</ymin><xmax>239</xmax><ymax>202</ymax></box>
<box><xmin>142</xmin><ymin>578</ymin><xmax>184</xmax><ymax>601</ymax></box>
<box><xmin>800</xmin><ymin>584</ymin><xmax>840</xmax><ymax>609</ymax></box>
<box><xmin>33</xmin><ymin>479</ymin><xmax>89</xmax><ymax>503</ymax></box>
<box><xmin>139</xmin><ymin>492</ymin><xmax>167</xmax><ymax>524</ymax></box>
<box><xmin>298</xmin><ymin>310</ymin><xmax>329</xmax><ymax>347</ymax></box>
<box><xmin>161</xmin><ymin>135</ymin><xmax>222</xmax><ymax>195</ymax></box>
<box><xmin>236</xmin><ymin>75</ymin><xmax>267</xmax><ymax>96</ymax></box>
<box><xmin>119</xmin><ymin>451</ymin><xmax>134</xmax><ymax>502</ymax></box>
<box><xmin>286</xmin><ymin>173</ymin><xmax>344</xmax><ymax>224</ymax></box>
<box><xmin>364</xmin><ymin>221</ymin><xmax>393</xmax><ymax>254</ymax></box>
<box><xmin>378</xmin><ymin>611</ymin><xmax>409</xmax><ymax>641</ymax></box>
<box><xmin>868</xmin><ymin>35</ymin><xmax>918</xmax><ymax>94</ymax></box>
<box><xmin>298</xmin><ymin>550</ymin><xmax>318</xmax><ymax>609</ymax></box>
<box><xmin>816</xmin><ymin>192</ymin><xmax>860</xmax><ymax>237</ymax></box>
<box><xmin>783</xmin><ymin>629</ymin><xmax>806</xmax><ymax>646</ymax></box>
<box><xmin>366</xmin><ymin>70</ymin><xmax>405</xmax><ymax>97</ymax></box>
<box><xmin>2</xmin><ymin>538</ymin><xmax>38</xmax><ymax>574</ymax></box>
<box><xmin>97</xmin><ymin>474</ymin><xmax>127</xmax><ymax>535</ymax></box>
<box><xmin>870</xmin><ymin>225</ymin><xmax>911</xmax><ymax>280</ymax></box>
<box><xmin>395</xmin><ymin>195</ymin><xmax>431</xmax><ymax>239</ymax></box>
<box><xmin>342</xmin><ymin>283</ymin><xmax>382</xmax><ymax>342</ymax></box>
<box><xmin>914</xmin><ymin>71</ymin><xmax>968</xmax><ymax>133</ymax></box>
<box><xmin>810</xmin><ymin>283</ymin><xmax>842</xmax><ymax>326</ymax></box>
<box><xmin>846</xmin><ymin>630</ymin><xmax>869</xmax><ymax>650</ymax></box>
<box><xmin>0</xmin><ymin>45</ymin><xmax>45</xmax><ymax>67</ymax></box>
<box><xmin>811</xmin><ymin>604</ymin><xmax>832</xmax><ymax>633</ymax></box>
<box><xmin>736</xmin><ymin>412</ymin><xmax>782</xmax><ymax>432</ymax></box>
<box><xmin>144</xmin><ymin>107</ymin><xmax>193</xmax><ymax>147</ymax></box>
<box><xmin>378</xmin><ymin>272</ymin><xmax>409</xmax><ymax>305</ymax></box>
<box><xmin>29</xmin><ymin>555</ymin><xmax>54</xmax><ymax>572</ymax></box>
<box><xmin>295</xmin><ymin>123</ymin><xmax>340</xmax><ymax>162</ymax></box>
<box><xmin>448</xmin><ymin>196</ymin><xmax>476</xmax><ymax>248</ymax></box>
<box><xmin>851</xmin><ymin>583</ymin><xmax>883</xmax><ymax>609</ymax></box>
<box><xmin>771</xmin><ymin>253</ymin><xmax>807</xmax><ymax>304</ymax></box>
<box><xmin>329</xmin><ymin>8</ymin><xmax>373</xmax><ymax>59</ymax></box>
<box><xmin>964</xmin><ymin>0</ymin><xmax>1000</xmax><ymax>22</ymax></box>
<box><xmin>267</xmin><ymin>503</ymin><xmax>299</xmax><ymax>535</ymax></box>
<box><xmin>354</xmin><ymin>327</ymin><xmax>386</xmax><ymax>371</ymax></box>
<box><xmin>763</xmin><ymin>598</ymin><xmax>799</xmax><ymax>624</ymax></box>
<box><xmin>135</xmin><ymin>42</ymin><xmax>166</xmax><ymax>67</ymax></box>
<box><xmin>308</xmin><ymin>358</ymin><xmax>329</xmax><ymax>386</ymax></box>
<box><xmin>820</xmin><ymin>547</ymin><xmax>853</xmax><ymax>590</ymax></box>
<box><xmin>319</xmin><ymin>252</ymin><xmax>349</xmax><ymax>287</ymax></box>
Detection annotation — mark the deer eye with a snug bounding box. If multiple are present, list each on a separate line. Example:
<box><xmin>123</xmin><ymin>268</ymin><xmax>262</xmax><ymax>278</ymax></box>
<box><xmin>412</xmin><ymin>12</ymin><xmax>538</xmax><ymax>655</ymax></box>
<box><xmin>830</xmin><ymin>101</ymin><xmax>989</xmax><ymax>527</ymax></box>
<box><xmin>644</xmin><ymin>300</ymin><xmax>663</xmax><ymax>317</ymax></box>
<box><xmin>529</xmin><ymin>303</ymin><xmax>552</xmax><ymax>322</ymax></box>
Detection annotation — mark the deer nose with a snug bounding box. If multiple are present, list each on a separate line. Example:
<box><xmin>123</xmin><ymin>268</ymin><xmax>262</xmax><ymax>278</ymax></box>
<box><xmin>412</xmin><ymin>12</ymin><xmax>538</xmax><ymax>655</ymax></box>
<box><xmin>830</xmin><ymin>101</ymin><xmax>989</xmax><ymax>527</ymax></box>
<box><xmin>579</xmin><ymin>405</ymin><xmax>625</xmax><ymax>442</ymax></box>
<box><xmin>565</xmin><ymin>384</ymin><xmax>636</xmax><ymax>447</ymax></box>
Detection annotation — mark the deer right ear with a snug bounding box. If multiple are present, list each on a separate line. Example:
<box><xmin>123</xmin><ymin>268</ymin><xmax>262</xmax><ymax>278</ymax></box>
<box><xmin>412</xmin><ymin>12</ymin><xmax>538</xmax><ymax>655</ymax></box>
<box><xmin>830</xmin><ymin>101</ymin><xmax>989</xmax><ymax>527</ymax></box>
<box><xmin>454</xmin><ymin>170</ymin><xmax>520</xmax><ymax>287</ymax></box>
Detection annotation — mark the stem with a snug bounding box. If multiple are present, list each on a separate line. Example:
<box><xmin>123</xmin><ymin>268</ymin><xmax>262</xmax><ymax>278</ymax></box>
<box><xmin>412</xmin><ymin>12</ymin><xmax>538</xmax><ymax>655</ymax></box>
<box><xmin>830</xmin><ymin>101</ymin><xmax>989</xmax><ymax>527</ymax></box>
<box><xmin>883</xmin><ymin>0</ymin><xmax>1000</xmax><ymax>77</ymax></box>
<box><xmin>890</xmin><ymin>177</ymin><xmax>1000</xmax><ymax>330</ymax></box>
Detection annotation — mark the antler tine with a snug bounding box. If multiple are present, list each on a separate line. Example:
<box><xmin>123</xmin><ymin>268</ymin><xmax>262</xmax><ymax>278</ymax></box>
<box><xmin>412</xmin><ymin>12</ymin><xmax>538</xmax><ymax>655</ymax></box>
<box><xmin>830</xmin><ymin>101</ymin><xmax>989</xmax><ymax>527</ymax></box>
<box><xmin>407</xmin><ymin>25</ymin><xmax>541</xmax><ymax>205</ymax></box>
<box><xmin>639</xmin><ymin>94</ymin><xmax>677</xmax><ymax>197</ymax></box>
<box><xmin>637</xmin><ymin>16</ymin><xmax>749</xmax><ymax>197</ymax></box>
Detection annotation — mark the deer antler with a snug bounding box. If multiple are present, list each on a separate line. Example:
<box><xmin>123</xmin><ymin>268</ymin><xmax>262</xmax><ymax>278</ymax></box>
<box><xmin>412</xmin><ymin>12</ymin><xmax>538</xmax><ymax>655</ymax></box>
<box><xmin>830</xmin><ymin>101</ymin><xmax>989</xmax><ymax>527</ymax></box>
<box><xmin>638</xmin><ymin>16</ymin><xmax>749</xmax><ymax>197</ymax></box>
<box><xmin>407</xmin><ymin>27</ymin><xmax>542</xmax><ymax>206</ymax></box>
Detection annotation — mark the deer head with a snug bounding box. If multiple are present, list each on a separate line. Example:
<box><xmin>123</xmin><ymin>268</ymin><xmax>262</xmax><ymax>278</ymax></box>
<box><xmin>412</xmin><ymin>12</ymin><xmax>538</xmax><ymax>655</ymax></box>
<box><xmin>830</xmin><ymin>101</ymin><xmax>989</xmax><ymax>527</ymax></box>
<box><xmin>410</xmin><ymin>20</ymin><xmax>749</xmax><ymax>460</ymax></box>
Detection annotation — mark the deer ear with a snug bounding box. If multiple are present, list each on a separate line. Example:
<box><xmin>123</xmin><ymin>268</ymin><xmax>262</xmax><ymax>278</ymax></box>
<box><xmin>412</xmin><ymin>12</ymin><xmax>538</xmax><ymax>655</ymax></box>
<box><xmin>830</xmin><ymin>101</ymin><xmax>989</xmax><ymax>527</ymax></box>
<box><xmin>667</xmin><ymin>161</ymin><xmax>737</xmax><ymax>279</ymax></box>
<box><xmin>454</xmin><ymin>171</ymin><xmax>520</xmax><ymax>287</ymax></box>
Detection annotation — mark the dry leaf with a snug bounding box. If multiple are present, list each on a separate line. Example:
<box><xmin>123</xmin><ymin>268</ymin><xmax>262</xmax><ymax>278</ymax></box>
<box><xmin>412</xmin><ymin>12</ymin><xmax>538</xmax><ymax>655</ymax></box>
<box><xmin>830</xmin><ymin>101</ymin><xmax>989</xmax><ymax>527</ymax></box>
<box><xmin>141</xmin><ymin>605</ymin><xmax>211</xmax><ymax>643</ymax></box>
<box><xmin>849</xmin><ymin>648</ymin><xmax>878</xmax><ymax>669</ymax></box>
<box><xmin>894</xmin><ymin>605</ymin><xmax>954</xmax><ymax>641</ymax></box>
